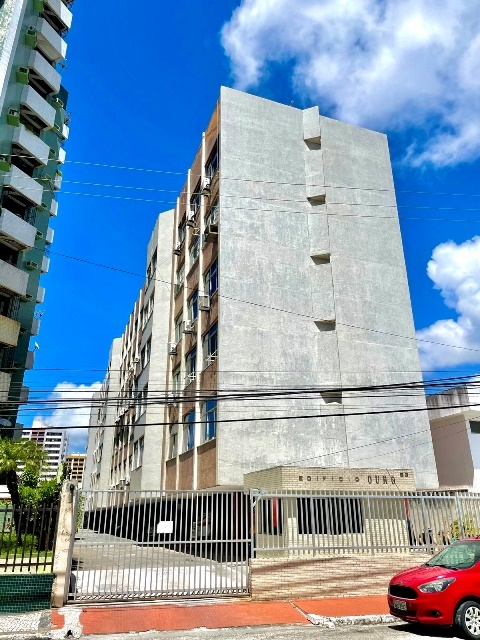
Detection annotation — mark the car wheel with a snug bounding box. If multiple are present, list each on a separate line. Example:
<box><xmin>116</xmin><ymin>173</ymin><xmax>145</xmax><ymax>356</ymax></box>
<box><xmin>456</xmin><ymin>601</ymin><xmax>480</xmax><ymax>639</ymax></box>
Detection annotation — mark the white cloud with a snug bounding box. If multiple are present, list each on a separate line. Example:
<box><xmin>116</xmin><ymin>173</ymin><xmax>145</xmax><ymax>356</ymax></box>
<box><xmin>417</xmin><ymin>237</ymin><xmax>480</xmax><ymax>369</ymax></box>
<box><xmin>221</xmin><ymin>0</ymin><xmax>480</xmax><ymax>166</ymax></box>
<box><xmin>31</xmin><ymin>382</ymin><xmax>101</xmax><ymax>453</ymax></box>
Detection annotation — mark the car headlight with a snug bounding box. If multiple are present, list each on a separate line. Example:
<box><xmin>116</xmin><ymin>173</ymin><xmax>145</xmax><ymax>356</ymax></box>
<box><xmin>418</xmin><ymin>578</ymin><xmax>456</xmax><ymax>593</ymax></box>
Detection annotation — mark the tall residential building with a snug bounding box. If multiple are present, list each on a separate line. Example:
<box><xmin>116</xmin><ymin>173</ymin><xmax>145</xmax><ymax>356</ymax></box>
<box><xmin>22</xmin><ymin>425</ymin><xmax>68</xmax><ymax>479</ymax></box>
<box><xmin>66</xmin><ymin>452</ymin><xmax>85</xmax><ymax>488</ymax></box>
<box><xmin>0</xmin><ymin>0</ymin><xmax>73</xmax><ymax>436</ymax></box>
<box><xmin>87</xmin><ymin>213</ymin><xmax>174</xmax><ymax>491</ymax></box>
<box><xmin>87</xmin><ymin>88</ymin><xmax>438</xmax><ymax>492</ymax></box>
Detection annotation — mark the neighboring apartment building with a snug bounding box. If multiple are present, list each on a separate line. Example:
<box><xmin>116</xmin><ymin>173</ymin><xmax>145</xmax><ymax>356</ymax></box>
<box><xmin>66</xmin><ymin>452</ymin><xmax>85</xmax><ymax>488</ymax></box>
<box><xmin>22</xmin><ymin>425</ymin><xmax>68</xmax><ymax>479</ymax></box>
<box><xmin>87</xmin><ymin>213</ymin><xmax>174</xmax><ymax>492</ymax></box>
<box><xmin>427</xmin><ymin>382</ymin><xmax>480</xmax><ymax>491</ymax></box>
<box><xmin>86</xmin><ymin>87</ymin><xmax>438</xmax><ymax>492</ymax></box>
<box><xmin>0</xmin><ymin>0</ymin><xmax>74</xmax><ymax>436</ymax></box>
<box><xmin>84</xmin><ymin>338</ymin><xmax>121</xmax><ymax>491</ymax></box>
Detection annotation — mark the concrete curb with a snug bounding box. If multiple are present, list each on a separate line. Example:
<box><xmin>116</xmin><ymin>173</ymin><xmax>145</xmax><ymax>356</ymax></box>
<box><xmin>306</xmin><ymin>613</ymin><xmax>397</xmax><ymax>627</ymax></box>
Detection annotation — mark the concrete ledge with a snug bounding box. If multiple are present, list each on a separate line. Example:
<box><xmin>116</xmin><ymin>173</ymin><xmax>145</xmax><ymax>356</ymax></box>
<box><xmin>306</xmin><ymin>613</ymin><xmax>397</xmax><ymax>627</ymax></box>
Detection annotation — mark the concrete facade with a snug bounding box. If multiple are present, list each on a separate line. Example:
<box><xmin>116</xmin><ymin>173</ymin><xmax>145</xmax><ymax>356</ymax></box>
<box><xmin>164</xmin><ymin>87</ymin><xmax>438</xmax><ymax>490</ymax></box>
<box><xmin>427</xmin><ymin>383</ymin><xmax>480</xmax><ymax>490</ymax></box>
<box><xmin>0</xmin><ymin>0</ymin><xmax>74</xmax><ymax>435</ymax></box>
<box><xmin>86</xmin><ymin>211</ymin><xmax>174</xmax><ymax>491</ymax></box>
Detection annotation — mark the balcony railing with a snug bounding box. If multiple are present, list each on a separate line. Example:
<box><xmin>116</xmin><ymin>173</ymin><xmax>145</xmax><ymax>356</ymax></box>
<box><xmin>36</xmin><ymin>18</ymin><xmax>67</xmax><ymax>63</ymax></box>
<box><xmin>12</xmin><ymin>124</ymin><xmax>50</xmax><ymax>167</ymax></box>
<box><xmin>0</xmin><ymin>260</ymin><xmax>29</xmax><ymax>298</ymax></box>
<box><xmin>3</xmin><ymin>165</ymin><xmax>44</xmax><ymax>207</ymax></box>
<box><xmin>28</xmin><ymin>50</ymin><xmax>61</xmax><ymax>95</ymax></box>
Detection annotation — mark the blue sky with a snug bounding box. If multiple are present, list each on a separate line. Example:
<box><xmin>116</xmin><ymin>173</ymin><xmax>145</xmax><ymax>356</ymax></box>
<box><xmin>20</xmin><ymin>0</ymin><xmax>480</xmax><ymax>450</ymax></box>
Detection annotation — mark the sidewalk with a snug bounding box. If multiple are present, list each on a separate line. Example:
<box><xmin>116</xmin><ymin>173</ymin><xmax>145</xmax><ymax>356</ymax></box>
<box><xmin>46</xmin><ymin>595</ymin><xmax>391</xmax><ymax>637</ymax></box>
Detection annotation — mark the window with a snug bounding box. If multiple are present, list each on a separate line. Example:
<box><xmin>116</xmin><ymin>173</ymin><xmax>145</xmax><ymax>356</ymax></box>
<box><xmin>201</xmin><ymin>399</ymin><xmax>217</xmax><ymax>442</ymax></box>
<box><xmin>142</xmin><ymin>293</ymin><xmax>154</xmax><ymax>327</ymax></box>
<box><xmin>136</xmin><ymin>384</ymin><xmax>148</xmax><ymax>420</ymax></box>
<box><xmin>177</xmin><ymin>218</ymin><xmax>186</xmax><ymax>244</ymax></box>
<box><xmin>172</xmin><ymin>366</ymin><xmax>181</xmax><ymax>392</ymax></box>
<box><xmin>146</xmin><ymin>249</ymin><xmax>157</xmax><ymax>285</ymax></box>
<box><xmin>205</xmin><ymin>197</ymin><xmax>219</xmax><ymax>227</ymax></box>
<box><xmin>296</xmin><ymin>497</ymin><xmax>364</xmax><ymax>535</ymax></box>
<box><xmin>174</xmin><ymin>313</ymin><xmax>183</xmax><ymax>344</ymax></box>
<box><xmin>190</xmin><ymin>181</ymin><xmax>201</xmax><ymax>215</ymax></box>
<box><xmin>189</xmin><ymin>234</ymin><xmax>200</xmax><ymax>264</ymax></box>
<box><xmin>183</xmin><ymin>411</ymin><xmax>195</xmax><ymax>452</ymax></box>
<box><xmin>138</xmin><ymin>436</ymin><xmax>145</xmax><ymax>467</ymax></box>
<box><xmin>205</xmin><ymin>141</ymin><xmax>219</xmax><ymax>179</ymax></box>
<box><xmin>169</xmin><ymin>426</ymin><xmax>178</xmax><ymax>458</ymax></box>
<box><xmin>176</xmin><ymin>263</ymin><xmax>185</xmax><ymax>286</ymax></box>
<box><xmin>185</xmin><ymin>347</ymin><xmax>196</xmax><ymax>382</ymax></box>
<box><xmin>133</xmin><ymin>440</ymin><xmax>139</xmax><ymax>469</ymax></box>
<box><xmin>204</xmin><ymin>259</ymin><xmax>218</xmax><ymax>296</ymax></box>
<box><xmin>141</xmin><ymin>337</ymin><xmax>151</xmax><ymax>369</ymax></box>
<box><xmin>188</xmin><ymin>290</ymin><xmax>198</xmax><ymax>322</ymax></box>
<box><xmin>203</xmin><ymin>323</ymin><xmax>218</xmax><ymax>367</ymax></box>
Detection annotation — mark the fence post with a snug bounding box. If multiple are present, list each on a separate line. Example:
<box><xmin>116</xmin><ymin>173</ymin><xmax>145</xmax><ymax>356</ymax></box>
<box><xmin>51</xmin><ymin>481</ymin><xmax>78</xmax><ymax>607</ymax></box>
<box><xmin>455</xmin><ymin>493</ymin><xmax>465</xmax><ymax>539</ymax></box>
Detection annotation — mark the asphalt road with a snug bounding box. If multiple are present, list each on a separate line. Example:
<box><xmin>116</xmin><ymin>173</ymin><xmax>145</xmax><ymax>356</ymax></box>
<box><xmin>83</xmin><ymin>622</ymin><xmax>465</xmax><ymax>640</ymax></box>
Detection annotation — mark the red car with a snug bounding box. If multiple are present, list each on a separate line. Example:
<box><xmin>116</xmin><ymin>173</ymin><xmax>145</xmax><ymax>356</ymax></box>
<box><xmin>388</xmin><ymin>539</ymin><xmax>480</xmax><ymax>639</ymax></box>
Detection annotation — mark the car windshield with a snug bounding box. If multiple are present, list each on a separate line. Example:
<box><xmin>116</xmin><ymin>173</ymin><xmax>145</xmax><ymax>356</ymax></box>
<box><xmin>426</xmin><ymin>541</ymin><xmax>480</xmax><ymax>570</ymax></box>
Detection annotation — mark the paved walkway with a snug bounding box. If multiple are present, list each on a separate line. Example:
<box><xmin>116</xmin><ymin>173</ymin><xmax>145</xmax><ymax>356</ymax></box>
<box><xmin>48</xmin><ymin>595</ymin><xmax>390</xmax><ymax>637</ymax></box>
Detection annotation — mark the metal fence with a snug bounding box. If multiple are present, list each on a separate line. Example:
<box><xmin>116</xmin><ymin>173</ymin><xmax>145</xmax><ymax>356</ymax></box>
<box><xmin>0</xmin><ymin>503</ymin><xmax>58</xmax><ymax>573</ymax></box>
<box><xmin>70</xmin><ymin>489</ymin><xmax>251</xmax><ymax>602</ymax></box>
<box><xmin>253</xmin><ymin>491</ymin><xmax>480</xmax><ymax>556</ymax></box>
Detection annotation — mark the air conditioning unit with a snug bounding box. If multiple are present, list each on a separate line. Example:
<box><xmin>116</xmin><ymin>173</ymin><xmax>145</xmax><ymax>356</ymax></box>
<box><xmin>124</xmin><ymin>477</ymin><xmax>131</xmax><ymax>486</ymax></box>
<box><xmin>173</xmin><ymin>240</ymin><xmax>182</xmax><ymax>255</ymax></box>
<box><xmin>109</xmin><ymin>484</ymin><xmax>116</xmax><ymax>490</ymax></box>
<box><xmin>166</xmin><ymin>392</ymin><xmax>178</xmax><ymax>406</ymax></box>
<box><xmin>199</xmin><ymin>295</ymin><xmax>210</xmax><ymax>311</ymax></box>
<box><xmin>174</xmin><ymin>283</ymin><xmax>182</xmax><ymax>296</ymax></box>
<box><xmin>7</xmin><ymin>109</ymin><xmax>20</xmax><ymax>126</ymax></box>
<box><xmin>186</xmin><ymin>372</ymin><xmax>196</xmax><ymax>383</ymax></box>
<box><xmin>186</xmin><ymin>208</ymin><xmax>196</xmax><ymax>227</ymax></box>
<box><xmin>25</xmin><ymin>260</ymin><xmax>38</xmax><ymax>270</ymax></box>
<box><xmin>0</xmin><ymin>155</ymin><xmax>11</xmax><ymax>172</ymax></box>
<box><xmin>23</xmin><ymin>293</ymin><xmax>33</xmax><ymax>301</ymax></box>
<box><xmin>52</xmin><ymin>97</ymin><xmax>64</xmax><ymax>109</ymax></box>
<box><xmin>168</xmin><ymin>342</ymin><xmax>177</xmax><ymax>356</ymax></box>
<box><xmin>204</xmin><ymin>223</ymin><xmax>218</xmax><ymax>243</ymax></box>
<box><xmin>183</xmin><ymin>320</ymin><xmax>194</xmax><ymax>334</ymax></box>
<box><xmin>119</xmin><ymin>478</ymin><xmax>126</xmax><ymax>487</ymax></box>
<box><xmin>132</xmin><ymin>357</ymin><xmax>140</xmax><ymax>364</ymax></box>
<box><xmin>201</xmin><ymin>176</ymin><xmax>211</xmax><ymax>195</ymax></box>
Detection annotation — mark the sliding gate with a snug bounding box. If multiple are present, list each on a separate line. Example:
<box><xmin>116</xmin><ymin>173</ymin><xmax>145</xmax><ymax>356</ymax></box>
<box><xmin>69</xmin><ymin>489</ymin><xmax>251</xmax><ymax>602</ymax></box>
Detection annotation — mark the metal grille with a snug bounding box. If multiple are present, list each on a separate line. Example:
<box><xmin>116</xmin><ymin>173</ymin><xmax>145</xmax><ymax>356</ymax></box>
<box><xmin>0</xmin><ymin>503</ymin><xmax>58</xmax><ymax>573</ymax></box>
<box><xmin>253</xmin><ymin>491</ymin><xmax>480</xmax><ymax>556</ymax></box>
<box><xmin>70</xmin><ymin>489</ymin><xmax>251</xmax><ymax>602</ymax></box>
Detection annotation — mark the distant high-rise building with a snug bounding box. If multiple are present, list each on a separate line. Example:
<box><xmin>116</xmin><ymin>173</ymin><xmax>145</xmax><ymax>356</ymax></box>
<box><xmin>66</xmin><ymin>452</ymin><xmax>85</xmax><ymax>488</ymax></box>
<box><xmin>22</xmin><ymin>425</ymin><xmax>68</xmax><ymax>479</ymax></box>
<box><xmin>0</xmin><ymin>0</ymin><xmax>74</xmax><ymax>436</ymax></box>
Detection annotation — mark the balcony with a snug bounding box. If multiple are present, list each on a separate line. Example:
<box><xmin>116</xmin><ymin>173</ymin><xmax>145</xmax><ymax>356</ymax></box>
<box><xmin>0</xmin><ymin>315</ymin><xmax>20</xmax><ymax>347</ymax></box>
<box><xmin>53</xmin><ymin>171</ymin><xmax>62</xmax><ymax>190</ymax></box>
<box><xmin>57</xmin><ymin>147</ymin><xmax>66</xmax><ymax>164</ymax></box>
<box><xmin>36</xmin><ymin>18</ymin><xmax>67</xmax><ymax>63</ymax></box>
<box><xmin>12</xmin><ymin>124</ymin><xmax>49</xmax><ymax>167</ymax></box>
<box><xmin>25</xmin><ymin>350</ymin><xmax>35</xmax><ymax>370</ymax></box>
<box><xmin>41</xmin><ymin>255</ymin><xmax>50</xmax><ymax>273</ymax></box>
<box><xmin>44</xmin><ymin>0</ymin><xmax>73</xmax><ymax>31</ymax></box>
<box><xmin>0</xmin><ymin>208</ymin><xmax>36</xmax><ymax>251</ymax></box>
<box><xmin>31</xmin><ymin>317</ymin><xmax>40</xmax><ymax>336</ymax></box>
<box><xmin>28</xmin><ymin>50</ymin><xmax>61</xmax><ymax>95</ymax></box>
<box><xmin>20</xmin><ymin>85</ymin><xmax>55</xmax><ymax>130</ymax></box>
<box><xmin>3</xmin><ymin>165</ymin><xmax>43</xmax><ymax>207</ymax></box>
<box><xmin>45</xmin><ymin>227</ymin><xmax>54</xmax><ymax>244</ymax></box>
<box><xmin>0</xmin><ymin>260</ymin><xmax>29</xmax><ymax>297</ymax></box>
<box><xmin>20</xmin><ymin>386</ymin><xmax>29</xmax><ymax>404</ymax></box>
<box><xmin>61</xmin><ymin>123</ymin><xmax>69</xmax><ymax>139</ymax></box>
<box><xmin>36</xmin><ymin>285</ymin><xmax>45</xmax><ymax>303</ymax></box>
<box><xmin>0</xmin><ymin>371</ymin><xmax>12</xmax><ymax>402</ymax></box>
<box><xmin>49</xmin><ymin>199</ymin><xmax>58</xmax><ymax>217</ymax></box>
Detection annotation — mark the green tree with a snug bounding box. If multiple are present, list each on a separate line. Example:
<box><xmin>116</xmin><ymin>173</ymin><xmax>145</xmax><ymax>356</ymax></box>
<box><xmin>0</xmin><ymin>439</ymin><xmax>46</xmax><ymax>510</ymax></box>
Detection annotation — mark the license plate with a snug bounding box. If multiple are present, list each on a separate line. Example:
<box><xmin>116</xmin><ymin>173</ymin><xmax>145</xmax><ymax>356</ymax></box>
<box><xmin>393</xmin><ymin>599</ymin><xmax>407</xmax><ymax>611</ymax></box>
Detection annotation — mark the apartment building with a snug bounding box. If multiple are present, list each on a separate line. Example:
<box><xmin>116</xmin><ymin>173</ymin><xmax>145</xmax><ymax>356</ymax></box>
<box><xmin>22</xmin><ymin>425</ymin><xmax>68</xmax><ymax>479</ymax></box>
<box><xmin>87</xmin><ymin>213</ymin><xmax>174</xmax><ymax>492</ymax></box>
<box><xmin>66</xmin><ymin>452</ymin><xmax>85</xmax><ymax>488</ymax></box>
<box><xmin>86</xmin><ymin>87</ymin><xmax>438</xmax><ymax>492</ymax></box>
<box><xmin>84</xmin><ymin>338</ymin><xmax>121</xmax><ymax>491</ymax></box>
<box><xmin>163</xmin><ymin>87</ymin><xmax>438</xmax><ymax>491</ymax></box>
<box><xmin>0</xmin><ymin>0</ymin><xmax>73</xmax><ymax>436</ymax></box>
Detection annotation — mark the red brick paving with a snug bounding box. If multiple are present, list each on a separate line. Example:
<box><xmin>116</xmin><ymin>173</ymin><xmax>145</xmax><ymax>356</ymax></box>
<box><xmin>294</xmin><ymin>595</ymin><xmax>390</xmax><ymax>617</ymax></box>
<box><xmin>79</xmin><ymin>600</ymin><xmax>309</xmax><ymax>635</ymax></box>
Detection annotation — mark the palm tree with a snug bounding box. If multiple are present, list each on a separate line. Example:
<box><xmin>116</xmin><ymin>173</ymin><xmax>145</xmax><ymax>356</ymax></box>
<box><xmin>0</xmin><ymin>439</ymin><xmax>46</xmax><ymax>536</ymax></box>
